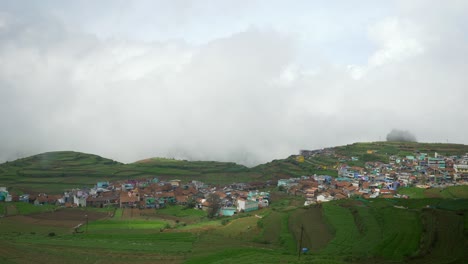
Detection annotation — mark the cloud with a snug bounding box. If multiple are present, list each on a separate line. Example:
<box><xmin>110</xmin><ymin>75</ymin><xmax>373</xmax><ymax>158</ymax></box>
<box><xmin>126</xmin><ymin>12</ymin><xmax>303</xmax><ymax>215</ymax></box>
<box><xmin>386</xmin><ymin>129</ymin><xmax>417</xmax><ymax>142</ymax></box>
<box><xmin>0</xmin><ymin>1</ymin><xmax>467</xmax><ymax>166</ymax></box>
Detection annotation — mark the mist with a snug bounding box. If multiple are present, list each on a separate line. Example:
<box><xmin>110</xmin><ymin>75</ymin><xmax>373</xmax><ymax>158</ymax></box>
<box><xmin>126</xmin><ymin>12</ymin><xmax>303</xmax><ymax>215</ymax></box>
<box><xmin>1</xmin><ymin>1</ymin><xmax>468</xmax><ymax>166</ymax></box>
<box><xmin>386</xmin><ymin>129</ymin><xmax>417</xmax><ymax>142</ymax></box>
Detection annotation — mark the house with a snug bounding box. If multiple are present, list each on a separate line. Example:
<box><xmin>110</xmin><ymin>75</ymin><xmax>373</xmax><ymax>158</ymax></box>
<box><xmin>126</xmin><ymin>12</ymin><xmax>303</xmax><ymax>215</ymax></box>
<box><xmin>334</xmin><ymin>192</ymin><xmax>347</xmax><ymax>200</ymax></box>
<box><xmin>454</xmin><ymin>164</ymin><xmax>468</xmax><ymax>174</ymax></box>
<box><xmin>119</xmin><ymin>191</ymin><xmax>140</xmax><ymax>208</ymax></box>
<box><xmin>122</xmin><ymin>183</ymin><xmax>134</xmax><ymax>191</ymax></box>
<box><xmin>317</xmin><ymin>193</ymin><xmax>333</xmax><ymax>202</ymax></box>
<box><xmin>304</xmin><ymin>188</ymin><xmax>318</xmax><ymax>199</ymax></box>
<box><xmin>170</xmin><ymin>180</ymin><xmax>181</xmax><ymax>188</ymax></box>
<box><xmin>220</xmin><ymin>207</ymin><xmax>236</xmax><ymax>216</ymax></box>
<box><xmin>144</xmin><ymin>197</ymin><xmax>157</xmax><ymax>208</ymax></box>
<box><xmin>236</xmin><ymin>198</ymin><xmax>258</xmax><ymax>212</ymax></box>
<box><xmin>0</xmin><ymin>189</ymin><xmax>11</xmax><ymax>202</ymax></box>
<box><xmin>175</xmin><ymin>195</ymin><xmax>189</xmax><ymax>205</ymax></box>
<box><xmin>153</xmin><ymin>191</ymin><xmax>176</xmax><ymax>205</ymax></box>
<box><xmin>19</xmin><ymin>194</ymin><xmax>30</xmax><ymax>203</ymax></box>
<box><xmin>87</xmin><ymin>193</ymin><xmax>119</xmax><ymax>208</ymax></box>
<box><xmin>277</xmin><ymin>179</ymin><xmax>291</xmax><ymax>187</ymax></box>
<box><xmin>428</xmin><ymin>158</ymin><xmax>446</xmax><ymax>169</ymax></box>
<box><xmin>343</xmin><ymin>186</ymin><xmax>358</xmax><ymax>197</ymax></box>
<box><xmin>34</xmin><ymin>193</ymin><xmax>57</xmax><ymax>205</ymax></box>
<box><xmin>73</xmin><ymin>194</ymin><xmax>87</xmax><ymax>207</ymax></box>
<box><xmin>97</xmin><ymin>182</ymin><xmax>109</xmax><ymax>189</ymax></box>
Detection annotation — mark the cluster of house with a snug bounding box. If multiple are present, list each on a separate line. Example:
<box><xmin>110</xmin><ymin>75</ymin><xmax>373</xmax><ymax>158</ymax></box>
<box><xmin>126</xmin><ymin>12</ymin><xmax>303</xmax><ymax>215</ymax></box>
<box><xmin>285</xmin><ymin>151</ymin><xmax>468</xmax><ymax>205</ymax></box>
<box><xmin>2</xmin><ymin>150</ymin><xmax>467</xmax><ymax>212</ymax></box>
<box><xmin>279</xmin><ymin>175</ymin><xmax>404</xmax><ymax>206</ymax></box>
<box><xmin>0</xmin><ymin>178</ymin><xmax>271</xmax><ymax>217</ymax></box>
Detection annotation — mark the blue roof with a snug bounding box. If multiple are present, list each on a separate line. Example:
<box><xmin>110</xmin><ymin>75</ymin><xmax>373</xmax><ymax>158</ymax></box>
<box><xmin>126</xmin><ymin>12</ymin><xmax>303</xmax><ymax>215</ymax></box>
<box><xmin>336</xmin><ymin>177</ymin><xmax>352</xmax><ymax>182</ymax></box>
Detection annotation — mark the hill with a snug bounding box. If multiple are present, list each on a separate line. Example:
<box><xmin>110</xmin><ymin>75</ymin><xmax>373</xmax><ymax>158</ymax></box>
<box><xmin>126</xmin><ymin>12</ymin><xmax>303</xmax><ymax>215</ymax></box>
<box><xmin>0</xmin><ymin>151</ymin><xmax>124</xmax><ymax>193</ymax></box>
<box><xmin>1</xmin><ymin>141</ymin><xmax>468</xmax><ymax>193</ymax></box>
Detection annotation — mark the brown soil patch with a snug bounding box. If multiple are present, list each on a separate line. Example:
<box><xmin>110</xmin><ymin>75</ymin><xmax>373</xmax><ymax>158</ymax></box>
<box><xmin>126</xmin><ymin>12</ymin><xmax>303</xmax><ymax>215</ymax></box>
<box><xmin>7</xmin><ymin>208</ymin><xmax>109</xmax><ymax>228</ymax></box>
<box><xmin>289</xmin><ymin>206</ymin><xmax>334</xmax><ymax>252</ymax></box>
<box><xmin>339</xmin><ymin>199</ymin><xmax>364</xmax><ymax>208</ymax></box>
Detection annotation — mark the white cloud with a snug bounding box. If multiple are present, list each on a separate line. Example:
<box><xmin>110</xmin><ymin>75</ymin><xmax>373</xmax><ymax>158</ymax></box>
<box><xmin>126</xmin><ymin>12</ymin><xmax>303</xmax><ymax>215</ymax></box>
<box><xmin>0</xmin><ymin>1</ymin><xmax>467</xmax><ymax>166</ymax></box>
<box><xmin>368</xmin><ymin>17</ymin><xmax>425</xmax><ymax>67</ymax></box>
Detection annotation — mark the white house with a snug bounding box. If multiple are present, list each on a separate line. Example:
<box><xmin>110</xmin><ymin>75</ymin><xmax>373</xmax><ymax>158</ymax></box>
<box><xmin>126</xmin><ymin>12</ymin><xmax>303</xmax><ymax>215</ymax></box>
<box><xmin>236</xmin><ymin>198</ymin><xmax>258</xmax><ymax>212</ymax></box>
<box><xmin>316</xmin><ymin>194</ymin><xmax>333</xmax><ymax>202</ymax></box>
<box><xmin>73</xmin><ymin>195</ymin><xmax>87</xmax><ymax>207</ymax></box>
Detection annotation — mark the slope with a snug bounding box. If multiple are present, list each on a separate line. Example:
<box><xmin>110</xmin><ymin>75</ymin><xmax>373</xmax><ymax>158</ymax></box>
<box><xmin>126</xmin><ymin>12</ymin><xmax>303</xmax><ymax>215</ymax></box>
<box><xmin>2</xmin><ymin>141</ymin><xmax>468</xmax><ymax>193</ymax></box>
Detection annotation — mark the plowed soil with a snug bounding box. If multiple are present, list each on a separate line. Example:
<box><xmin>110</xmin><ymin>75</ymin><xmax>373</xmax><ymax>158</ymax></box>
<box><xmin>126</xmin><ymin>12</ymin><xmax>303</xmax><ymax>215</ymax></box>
<box><xmin>6</xmin><ymin>208</ymin><xmax>109</xmax><ymax>228</ymax></box>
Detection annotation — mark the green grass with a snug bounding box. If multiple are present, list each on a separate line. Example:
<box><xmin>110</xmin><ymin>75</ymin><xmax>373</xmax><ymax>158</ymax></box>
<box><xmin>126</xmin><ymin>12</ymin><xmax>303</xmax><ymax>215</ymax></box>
<box><xmin>399</xmin><ymin>186</ymin><xmax>468</xmax><ymax>199</ymax></box>
<box><xmin>184</xmin><ymin>248</ymin><xmax>303</xmax><ymax>264</ymax></box>
<box><xmin>4</xmin><ymin>202</ymin><xmax>57</xmax><ymax>215</ymax></box>
<box><xmin>259</xmin><ymin>210</ymin><xmax>283</xmax><ymax>244</ymax></box>
<box><xmin>157</xmin><ymin>205</ymin><xmax>207</xmax><ymax>218</ymax></box>
<box><xmin>211</xmin><ymin>215</ymin><xmax>260</xmax><ymax>240</ymax></box>
<box><xmin>85</xmin><ymin>219</ymin><xmax>168</xmax><ymax>231</ymax></box>
<box><xmin>113</xmin><ymin>208</ymin><xmax>123</xmax><ymax>219</ymax></box>
<box><xmin>1</xmin><ymin>197</ymin><xmax>467</xmax><ymax>263</ymax></box>
<box><xmin>439</xmin><ymin>185</ymin><xmax>468</xmax><ymax>199</ymax></box>
<box><xmin>177</xmin><ymin>219</ymin><xmax>223</xmax><ymax>230</ymax></box>
<box><xmin>321</xmin><ymin>200</ymin><xmax>422</xmax><ymax>260</ymax></box>
<box><xmin>399</xmin><ymin>187</ymin><xmax>427</xmax><ymax>198</ymax></box>
<box><xmin>22</xmin><ymin>232</ymin><xmax>196</xmax><ymax>253</ymax></box>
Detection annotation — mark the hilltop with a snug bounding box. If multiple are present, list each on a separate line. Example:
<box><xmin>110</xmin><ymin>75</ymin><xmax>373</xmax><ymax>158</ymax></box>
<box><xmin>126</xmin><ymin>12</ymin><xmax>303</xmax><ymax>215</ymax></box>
<box><xmin>1</xmin><ymin>142</ymin><xmax>468</xmax><ymax>193</ymax></box>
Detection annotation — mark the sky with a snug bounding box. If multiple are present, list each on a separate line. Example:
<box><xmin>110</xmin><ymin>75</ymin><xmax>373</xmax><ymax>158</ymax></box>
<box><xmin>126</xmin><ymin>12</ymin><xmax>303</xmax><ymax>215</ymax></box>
<box><xmin>1</xmin><ymin>0</ymin><xmax>467</xmax><ymax>166</ymax></box>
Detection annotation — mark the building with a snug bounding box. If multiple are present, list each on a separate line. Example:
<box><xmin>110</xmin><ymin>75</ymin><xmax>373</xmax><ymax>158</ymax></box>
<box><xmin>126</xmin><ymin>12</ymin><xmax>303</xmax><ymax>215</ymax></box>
<box><xmin>170</xmin><ymin>180</ymin><xmax>181</xmax><ymax>188</ymax></box>
<box><xmin>220</xmin><ymin>207</ymin><xmax>237</xmax><ymax>216</ymax></box>
<box><xmin>236</xmin><ymin>198</ymin><xmax>258</xmax><ymax>212</ymax></box>
<box><xmin>454</xmin><ymin>164</ymin><xmax>468</xmax><ymax>180</ymax></box>
<box><xmin>428</xmin><ymin>158</ymin><xmax>446</xmax><ymax>169</ymax></box>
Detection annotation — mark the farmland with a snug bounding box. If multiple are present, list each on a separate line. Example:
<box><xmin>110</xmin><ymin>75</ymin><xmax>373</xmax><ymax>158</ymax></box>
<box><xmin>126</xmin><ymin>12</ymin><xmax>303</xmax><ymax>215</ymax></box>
<box><xmin>1</xmin><ymin>190</ymin><xmax>467</xmax><ymax>263</ymax></box>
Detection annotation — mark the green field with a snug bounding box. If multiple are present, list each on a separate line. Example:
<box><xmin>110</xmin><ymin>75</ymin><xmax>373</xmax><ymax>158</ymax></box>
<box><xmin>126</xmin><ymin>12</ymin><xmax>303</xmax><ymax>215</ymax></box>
<box><xmin>1</xmin><ymin>194</ymin><xmax>467</xmax><ymax>263</ymax></box>
<box><xmin>398</xmin><ymin>185</ymin><xmax>468</xmax><ymax>199</ymax></box>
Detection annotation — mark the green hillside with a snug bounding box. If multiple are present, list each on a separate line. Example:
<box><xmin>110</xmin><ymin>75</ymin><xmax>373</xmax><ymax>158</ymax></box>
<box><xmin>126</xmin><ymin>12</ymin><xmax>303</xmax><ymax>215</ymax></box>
<box><xmin>1</xmin><ymin>141</ymin><xmax>468</xmax><ymax>193</ymax></box>
<box><xmin>0</xmin><ymin>151</ymin><xmax>125</xmax><ymax>193</ymax></box>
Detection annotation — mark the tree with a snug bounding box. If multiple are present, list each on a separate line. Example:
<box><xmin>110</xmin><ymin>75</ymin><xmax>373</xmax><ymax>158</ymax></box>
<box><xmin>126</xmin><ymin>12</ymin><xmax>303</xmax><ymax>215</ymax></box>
<box><xmin>206</xmin><ymin>193</ymin><xmax>221</xmax><ymax>218</ymax></box>
<box><xmin>185</xmin><ymin>197</ymin><xmax>197</xmax><ymax>209</ymax></box>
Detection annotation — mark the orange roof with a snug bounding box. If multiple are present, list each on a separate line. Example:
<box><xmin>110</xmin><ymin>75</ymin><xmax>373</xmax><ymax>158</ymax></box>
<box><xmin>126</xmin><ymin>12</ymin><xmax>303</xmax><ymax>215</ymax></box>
<box><xmin>176</xmin><ymin>196</ymin><xmax>188</xmax><ymax>202</ymax></box>
<box><xmin>215</xmin><ymin>191</ymin><xmax>227</xmax><ymax>199</ymax></box>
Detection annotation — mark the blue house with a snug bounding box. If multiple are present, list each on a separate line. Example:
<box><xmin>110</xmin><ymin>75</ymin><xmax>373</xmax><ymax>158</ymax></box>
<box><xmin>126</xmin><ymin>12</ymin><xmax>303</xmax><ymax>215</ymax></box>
<box><xmin>97</xmin><ymin>182</ymin><xmax>109</xmax><ymax>188</ymax></box>
<box><xmin>277</xmin><ymin>179</ymin><xmax>290</xmax><ymax>187</ymax></box>
<box><xmin>19</xmin><ymin>194</ymin><xmax>30</xmax><ymax>203</ymax></box>
<box><xmin>220</xmin><ymin>207</ymin><xmax>236</xmax><ymax>216</ymax></box>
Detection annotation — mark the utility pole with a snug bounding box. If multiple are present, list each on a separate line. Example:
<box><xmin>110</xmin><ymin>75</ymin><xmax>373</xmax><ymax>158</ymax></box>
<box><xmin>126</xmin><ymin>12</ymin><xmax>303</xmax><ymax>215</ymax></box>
<box><xmin>85</xmin><ymin>214</ymin><xmax>88</xmax><ymax>233</ymax></box>
<box><xmin>298</xmin><ymin>224</ymin><xmax>304</xmax><ymax>259</ymax></box>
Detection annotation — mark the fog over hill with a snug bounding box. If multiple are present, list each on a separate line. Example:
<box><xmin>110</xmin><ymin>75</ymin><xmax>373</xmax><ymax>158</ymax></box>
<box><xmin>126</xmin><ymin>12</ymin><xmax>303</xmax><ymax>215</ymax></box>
<box><xmin>1</xmin><ymin>1</ymin><xmax>467</xmax><ymax>166</ymax></box>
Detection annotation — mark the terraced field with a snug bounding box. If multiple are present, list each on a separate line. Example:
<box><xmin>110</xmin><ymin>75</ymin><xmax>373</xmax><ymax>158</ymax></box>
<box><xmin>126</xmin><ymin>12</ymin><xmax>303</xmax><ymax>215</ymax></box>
<box><xmin>2</xmin><ymin>142</ymin><xmax>468</xmax><ymax>193</ymax></box>
<box><xmin>1</xmin><ymin>196</ymin><xmax>467</xmax><ymax>263</ymax></box>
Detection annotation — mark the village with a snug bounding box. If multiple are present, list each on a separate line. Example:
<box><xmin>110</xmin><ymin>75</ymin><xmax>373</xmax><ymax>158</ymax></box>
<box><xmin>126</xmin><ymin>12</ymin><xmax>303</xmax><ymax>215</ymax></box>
<box><xmin>1</xmin><ymin>149</ymin><xmax>468</xmax><ymax>215</ymax></box>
